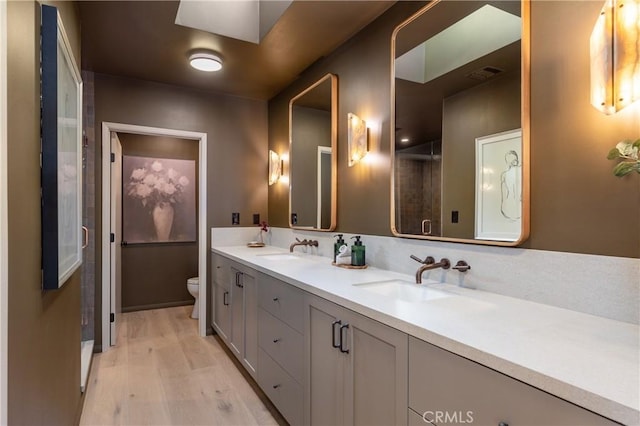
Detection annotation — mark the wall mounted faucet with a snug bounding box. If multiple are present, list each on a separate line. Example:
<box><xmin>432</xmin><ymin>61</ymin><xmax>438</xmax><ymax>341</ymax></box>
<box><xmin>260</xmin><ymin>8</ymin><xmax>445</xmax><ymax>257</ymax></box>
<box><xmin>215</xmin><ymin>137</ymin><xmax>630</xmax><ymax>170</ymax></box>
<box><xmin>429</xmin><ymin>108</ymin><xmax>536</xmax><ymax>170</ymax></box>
<box><xmin>410</xmin><ymin>255</ymin><xmax>451</xmax><ymax>284</ymax></box>
<box><xmin>289</xmin><ymin>238</ymin><xmax>319</xmax><ymax>252</ymax></box>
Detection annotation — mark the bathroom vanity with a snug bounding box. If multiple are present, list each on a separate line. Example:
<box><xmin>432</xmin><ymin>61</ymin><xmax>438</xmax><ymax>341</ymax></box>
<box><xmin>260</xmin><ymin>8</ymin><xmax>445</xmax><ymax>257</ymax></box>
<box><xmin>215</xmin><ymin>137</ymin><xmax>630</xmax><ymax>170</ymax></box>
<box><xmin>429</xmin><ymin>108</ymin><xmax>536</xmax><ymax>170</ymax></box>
<box><xmin>211</xmin><ymin>246</ymin><xmax>638</xmax><ymax>426</ymax></box>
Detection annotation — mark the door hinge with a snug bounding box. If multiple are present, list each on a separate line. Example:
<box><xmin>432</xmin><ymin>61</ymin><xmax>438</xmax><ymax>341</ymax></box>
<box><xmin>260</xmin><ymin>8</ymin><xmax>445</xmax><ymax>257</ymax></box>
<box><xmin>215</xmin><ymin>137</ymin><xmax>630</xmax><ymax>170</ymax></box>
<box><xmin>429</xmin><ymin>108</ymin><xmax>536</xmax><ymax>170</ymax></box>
<box><xmin>110</xmin><ymin>233</ymin><xmax>115</xmax><ymax>243</ymax></box>
<box><xmin>110</xmin><ymin>152</ymin><xmax>115</xmax><ymax>162</ymax></box>
<box><xmin>110</xmin><ymin>313</ymin><xmax>115</xmax><ymax>323</ymax></box>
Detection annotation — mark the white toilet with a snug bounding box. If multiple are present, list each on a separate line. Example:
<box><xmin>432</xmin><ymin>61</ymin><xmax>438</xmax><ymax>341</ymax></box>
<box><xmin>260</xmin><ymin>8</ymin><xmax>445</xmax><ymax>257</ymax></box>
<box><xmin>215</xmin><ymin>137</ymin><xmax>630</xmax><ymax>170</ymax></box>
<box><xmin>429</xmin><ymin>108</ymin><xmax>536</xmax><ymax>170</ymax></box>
<box><xmin>187</xmin><ymin>277</ymin><xmax>199</xmax><ymax>319</ymax></box>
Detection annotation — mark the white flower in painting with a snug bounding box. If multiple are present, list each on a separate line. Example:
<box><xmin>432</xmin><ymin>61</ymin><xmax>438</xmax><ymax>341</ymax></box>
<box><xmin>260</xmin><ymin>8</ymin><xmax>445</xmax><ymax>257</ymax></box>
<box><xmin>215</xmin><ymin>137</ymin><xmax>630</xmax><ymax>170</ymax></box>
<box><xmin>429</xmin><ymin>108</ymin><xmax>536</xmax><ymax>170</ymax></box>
<box><xmin>131</xmin><ymin>168</ymin><xmax>146</xmax><ymax>180</ymax></box>
<box><xmin>136</xmin><ymin>183</ymin><xmax>152</xmax><ymax>198</ymax></box>
<box><xmin>126</xmin><ymin>158</ymin><xmax>192</xmax><ymax>206</ymax></box>
<box><xmin>164</xmin><ymin>183</ymin><xmax>176</xmax><ymax>195</ymax></box>
<box><xmin>143</xmin><ymin>174</ymin><xmax>157</xmax><ymax>185</ymax></box>
<box><xmin>167</xmin><ymin>168</ymin><xmax>179</xmax><ymax>181</ymax></box>
<box><xmin>151</xmin><ymin>161</ymin><xmax>163</xmax><ymax>172</ymax></box>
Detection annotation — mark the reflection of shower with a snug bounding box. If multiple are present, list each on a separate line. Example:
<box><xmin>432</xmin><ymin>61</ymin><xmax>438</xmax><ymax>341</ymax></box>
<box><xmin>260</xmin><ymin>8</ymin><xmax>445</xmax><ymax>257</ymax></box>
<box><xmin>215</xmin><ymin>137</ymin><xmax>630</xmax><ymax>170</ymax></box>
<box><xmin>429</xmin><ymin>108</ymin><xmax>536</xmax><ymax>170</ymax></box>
<box><xmin>395</xmin><ymin>140</ymin><xmax>442</xmax><ymax>236</ymax></box>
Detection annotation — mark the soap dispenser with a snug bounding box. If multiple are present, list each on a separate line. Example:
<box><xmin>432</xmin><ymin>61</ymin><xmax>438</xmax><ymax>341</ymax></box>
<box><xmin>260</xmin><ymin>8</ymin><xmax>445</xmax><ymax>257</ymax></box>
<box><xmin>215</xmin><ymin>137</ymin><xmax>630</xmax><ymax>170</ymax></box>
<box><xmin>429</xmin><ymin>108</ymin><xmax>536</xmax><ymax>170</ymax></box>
<box><xmin>333</xmin><ymin>234</ymin><xmax>346</xmax><ymax>263</ymax></box>
<box><xmin>350</xmin><ymin>236</ymin><xmax>366</xmax><ymax>266</ymax></box>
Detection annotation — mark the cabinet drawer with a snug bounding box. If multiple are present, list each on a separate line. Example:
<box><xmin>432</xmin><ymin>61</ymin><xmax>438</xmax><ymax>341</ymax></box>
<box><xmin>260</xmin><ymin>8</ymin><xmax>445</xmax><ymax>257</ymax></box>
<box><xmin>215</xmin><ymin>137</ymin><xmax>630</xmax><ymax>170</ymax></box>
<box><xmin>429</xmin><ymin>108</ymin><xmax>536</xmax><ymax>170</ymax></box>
<box><xmin>409</xmin><ymin>337</ymin><xmax>618</xmax><ymax>426</ymax></box>
<box><xmin>258</xmin><ymin>348</ymin><xmax>303</xmax><ymax>426</ymax></box>
<box><xmin>258</xmin><ymin>308</ymin><xmax>304</xmax><ymax>383</ymax></box>
<box><xmin>212</xmin><ymin>254</ymin><xmax>229</xmax><ymax>284</ymax></box>
<box><xmin>258</xmin><ymin>272</ymin><xmax>304</xmax><ymax>332</ymax></box>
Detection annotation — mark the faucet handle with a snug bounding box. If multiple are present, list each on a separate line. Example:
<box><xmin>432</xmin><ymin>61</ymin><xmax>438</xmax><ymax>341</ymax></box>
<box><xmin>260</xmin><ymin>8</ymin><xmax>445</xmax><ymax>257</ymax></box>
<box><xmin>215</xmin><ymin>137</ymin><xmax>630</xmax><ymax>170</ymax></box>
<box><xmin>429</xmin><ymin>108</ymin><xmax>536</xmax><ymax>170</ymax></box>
<box><xmin>452</xmin><ymin>260</ymin><xmax>471</xmax><ymax>272</ymax></box>
<box><xmin>410</xmin><ymin>255</ymin><xmax>435</xmax><ymax>265</ymax></box>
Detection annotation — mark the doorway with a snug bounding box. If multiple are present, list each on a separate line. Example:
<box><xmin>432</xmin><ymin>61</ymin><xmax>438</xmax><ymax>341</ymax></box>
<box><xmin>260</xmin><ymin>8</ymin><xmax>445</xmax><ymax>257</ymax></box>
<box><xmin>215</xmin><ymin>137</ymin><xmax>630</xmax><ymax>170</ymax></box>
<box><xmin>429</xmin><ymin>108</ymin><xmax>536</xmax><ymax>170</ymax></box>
<box><xmin>101</xmin><ymin>122</ymin><xmax>208</xmax><ymax>351</ymax></box>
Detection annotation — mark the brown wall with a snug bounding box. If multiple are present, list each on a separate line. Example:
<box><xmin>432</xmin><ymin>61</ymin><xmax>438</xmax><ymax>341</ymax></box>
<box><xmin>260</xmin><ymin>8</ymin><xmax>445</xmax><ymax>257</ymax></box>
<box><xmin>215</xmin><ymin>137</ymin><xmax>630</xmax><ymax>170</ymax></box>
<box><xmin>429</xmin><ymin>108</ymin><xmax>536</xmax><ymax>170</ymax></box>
<box><xmin>442</xmin><ymin>72</ymin><xmax>521</xmax><ymax>239</ymax></box>
<box><xmin>118</xmin><ymin>133</ymin><xmax>198</xmax><ymax>311</ymax></box>
<box><xmin>268</xmin><ymin>1</ymin><xmax>640</xmax><ymax>258</ymax></box>
<box><xmin>92</xmin><ymin>73</ymin><xmax>268</xmax><ymax>345</ymax></box>
<box><xmin>7</xmin><ymin>1</ymin><xmax>84</xmax><ymax>424</ymax></box>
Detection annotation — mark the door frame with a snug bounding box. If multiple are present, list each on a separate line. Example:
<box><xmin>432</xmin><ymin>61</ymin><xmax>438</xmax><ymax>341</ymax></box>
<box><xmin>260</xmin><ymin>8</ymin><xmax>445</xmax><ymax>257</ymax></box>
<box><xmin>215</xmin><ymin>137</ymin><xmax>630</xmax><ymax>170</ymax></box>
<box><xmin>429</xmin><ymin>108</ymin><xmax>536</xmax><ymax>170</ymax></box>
<box><xmin>0</xmin><ymin>0</ymin><xmax>8</xmax><ymax>422</ymax></box>
<box><xmin>101</xmin><ymin>122</ymin><xmax>208</xmax><ymax>350</ymax></box>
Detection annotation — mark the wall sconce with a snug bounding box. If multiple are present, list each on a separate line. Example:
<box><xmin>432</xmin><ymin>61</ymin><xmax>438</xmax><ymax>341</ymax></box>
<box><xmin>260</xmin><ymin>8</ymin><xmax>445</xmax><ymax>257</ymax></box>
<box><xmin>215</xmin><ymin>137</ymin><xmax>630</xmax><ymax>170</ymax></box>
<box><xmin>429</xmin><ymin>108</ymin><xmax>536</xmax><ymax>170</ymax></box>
<box><xmin>348</xmin><ymin>113</ymin><xmax>369</xmax><ymax>166</ymax></box>
<box><xmin>590</xmin><ymin>0</ymin><xmax>640</xmax><ymax>114</ymax></box>
<box><xmin>268</xmin><ymin>149</ymin><xmax>282</xmax><ymax>185</ymax></box>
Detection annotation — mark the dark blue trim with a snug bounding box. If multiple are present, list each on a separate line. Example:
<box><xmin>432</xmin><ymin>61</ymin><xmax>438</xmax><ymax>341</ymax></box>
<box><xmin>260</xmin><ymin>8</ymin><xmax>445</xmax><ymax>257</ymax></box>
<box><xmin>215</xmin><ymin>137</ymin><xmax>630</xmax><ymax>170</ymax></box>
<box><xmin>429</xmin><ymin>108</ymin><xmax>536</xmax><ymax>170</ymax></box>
<box><xmin>41</xmin><ymin>4</ymin><xmax>59</xmax><ymax>290</ymax></box>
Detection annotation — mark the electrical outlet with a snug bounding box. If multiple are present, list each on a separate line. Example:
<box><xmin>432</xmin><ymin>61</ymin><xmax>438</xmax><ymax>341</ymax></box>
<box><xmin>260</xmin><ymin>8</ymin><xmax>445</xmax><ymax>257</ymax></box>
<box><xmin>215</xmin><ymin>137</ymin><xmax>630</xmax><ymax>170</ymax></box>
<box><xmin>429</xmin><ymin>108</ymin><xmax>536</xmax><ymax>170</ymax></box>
<box><xmin>291</xmin><ymin>213</ymin><xmax>298</xmax><ymax>225</ymax></box>
<box><xmin>232</xmin><ymin>212</ymin><xmax>240</xmax><ymax>225</ymax></box>
<box><xmin>253</xmin><ymin>214</ymin><xmax>260</xmax><ymax>225</ymax></box>
<box><xmin>451</xmin><ymin>211</ymin><xmax>459</xmax><ymax>223</ymax></box>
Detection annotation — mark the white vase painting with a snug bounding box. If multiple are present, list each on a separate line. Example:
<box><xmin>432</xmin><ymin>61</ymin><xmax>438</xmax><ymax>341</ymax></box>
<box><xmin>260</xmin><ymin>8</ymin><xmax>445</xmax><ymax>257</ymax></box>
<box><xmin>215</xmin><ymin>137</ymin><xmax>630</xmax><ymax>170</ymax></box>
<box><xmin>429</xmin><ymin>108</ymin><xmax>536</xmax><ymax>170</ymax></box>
<box><xmin>122</xmin><ymin>155</ymin><xmax>196</xmax><ymax>243</ymax></box>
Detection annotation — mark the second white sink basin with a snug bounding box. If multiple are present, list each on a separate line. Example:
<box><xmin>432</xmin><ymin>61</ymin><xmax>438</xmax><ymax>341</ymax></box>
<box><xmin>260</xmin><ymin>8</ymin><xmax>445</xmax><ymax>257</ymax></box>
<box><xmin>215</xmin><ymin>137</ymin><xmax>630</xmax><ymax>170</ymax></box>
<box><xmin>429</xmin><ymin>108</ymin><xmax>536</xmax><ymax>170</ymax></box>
<box><xmin>354</xmin><ymin>279</ymin><xmax>453</xmax><ymax>302</ymax></box>
<box><xmin>257</xmin><ymin>253</ymin><xmax>301</xmax><ymax>261</ymax></box>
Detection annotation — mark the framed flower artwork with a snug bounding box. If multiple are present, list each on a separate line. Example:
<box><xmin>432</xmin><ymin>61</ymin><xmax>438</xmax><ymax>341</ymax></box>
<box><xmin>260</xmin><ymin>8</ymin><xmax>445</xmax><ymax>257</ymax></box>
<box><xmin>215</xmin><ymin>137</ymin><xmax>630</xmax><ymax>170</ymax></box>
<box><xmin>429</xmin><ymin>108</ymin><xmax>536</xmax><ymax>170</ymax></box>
<box><xmin>122</xmin><ymin>156</ymin><xmax>196</xmax><ymax>243</ymax></box>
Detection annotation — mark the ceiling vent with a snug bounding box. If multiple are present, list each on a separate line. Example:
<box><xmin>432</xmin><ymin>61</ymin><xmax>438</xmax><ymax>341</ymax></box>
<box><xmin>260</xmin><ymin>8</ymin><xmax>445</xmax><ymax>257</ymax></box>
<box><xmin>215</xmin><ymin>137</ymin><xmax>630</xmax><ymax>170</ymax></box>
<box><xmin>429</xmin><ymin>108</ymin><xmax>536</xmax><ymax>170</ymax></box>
<box><xmin>466</xmin><ymin>66</ymin><xmax>504</xmax><ymax>81</ymax></box>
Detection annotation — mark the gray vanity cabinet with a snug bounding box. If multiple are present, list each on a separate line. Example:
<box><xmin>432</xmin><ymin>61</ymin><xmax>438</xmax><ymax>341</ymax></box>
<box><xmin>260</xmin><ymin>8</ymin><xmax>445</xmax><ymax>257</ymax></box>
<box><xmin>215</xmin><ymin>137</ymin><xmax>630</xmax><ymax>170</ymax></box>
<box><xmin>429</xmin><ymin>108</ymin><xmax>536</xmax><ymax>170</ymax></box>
<box><xmin>256</xmin><ymin>272</ymin><xmax>306</xmax><ymax>425</ymax></box>
<box><xmin>305</xmin><ymin>294</ymin><xmax>408</xmax><ymax>426</ymax></box>
<box><xmin>230</xmin><ymin>264</ymin><xmax>258</xmax><ymax>378</ymax></box>
<box><xmin>408</xmin><ymin>337</ymin><xmax>619</xmax><ymax>426</ymax></box>
<box><xmin>211</xmin><ymin>253</ymin><xmax>257</xmax><ymax>379</ymax></box>
<box><xmin>212</xmin><ymin>253</ymin><xmax>231</xmax><ymax>341</ymax></box>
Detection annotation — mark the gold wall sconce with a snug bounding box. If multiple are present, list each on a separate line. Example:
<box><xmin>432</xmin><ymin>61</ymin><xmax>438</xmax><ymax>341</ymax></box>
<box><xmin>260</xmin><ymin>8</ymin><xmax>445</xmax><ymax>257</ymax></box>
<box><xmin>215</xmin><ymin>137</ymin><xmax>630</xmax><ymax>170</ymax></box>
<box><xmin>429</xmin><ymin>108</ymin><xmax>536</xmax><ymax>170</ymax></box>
<box><xmin>348</xmin><ymin>113</ymin><xmax>369</xmax><ymax>166</ymax></box>
<box><xmin>268</xmin><ymin>149</ymin><xmax>283</xmax><ymax>185</ymax></box>
<box><xmin>590</xmin><ymin>0</ymin><xmax>640</xmax><ymax>114</ymax></box>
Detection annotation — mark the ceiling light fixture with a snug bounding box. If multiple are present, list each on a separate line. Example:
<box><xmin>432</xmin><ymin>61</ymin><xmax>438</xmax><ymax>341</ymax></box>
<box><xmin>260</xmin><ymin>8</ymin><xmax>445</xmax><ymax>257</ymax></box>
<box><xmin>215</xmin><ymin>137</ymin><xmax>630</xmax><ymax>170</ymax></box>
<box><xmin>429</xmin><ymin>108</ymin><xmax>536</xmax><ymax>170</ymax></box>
<box><xmin>189</xmin><ymin>52</ymin><xmax>223</xmax><ymax>72</ymax></box>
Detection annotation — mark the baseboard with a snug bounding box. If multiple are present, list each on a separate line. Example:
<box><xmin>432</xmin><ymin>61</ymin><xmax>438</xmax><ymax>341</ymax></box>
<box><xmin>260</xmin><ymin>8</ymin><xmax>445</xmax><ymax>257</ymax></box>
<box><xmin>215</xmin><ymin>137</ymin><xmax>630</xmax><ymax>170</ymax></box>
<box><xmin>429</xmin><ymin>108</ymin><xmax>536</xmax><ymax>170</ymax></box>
<box><xmin>122</xmin><ymin>300</ymin><xmax>194</xmax><ymax>313</ymax></box>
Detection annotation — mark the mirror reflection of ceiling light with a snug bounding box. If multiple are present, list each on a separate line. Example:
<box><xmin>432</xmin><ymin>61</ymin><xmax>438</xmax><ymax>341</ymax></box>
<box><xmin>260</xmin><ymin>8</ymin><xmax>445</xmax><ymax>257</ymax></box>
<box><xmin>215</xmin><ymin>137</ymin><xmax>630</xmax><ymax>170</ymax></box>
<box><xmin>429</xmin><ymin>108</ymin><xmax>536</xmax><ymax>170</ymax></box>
<box><xmin>189</xmin><ymin>53</ymin><xmax>223</xmax><ymax>72</ymax></box>
<box><xmin>400</xmin><ymin>138</ymin><xmax>410</xmax><ymax>143</ymax></box>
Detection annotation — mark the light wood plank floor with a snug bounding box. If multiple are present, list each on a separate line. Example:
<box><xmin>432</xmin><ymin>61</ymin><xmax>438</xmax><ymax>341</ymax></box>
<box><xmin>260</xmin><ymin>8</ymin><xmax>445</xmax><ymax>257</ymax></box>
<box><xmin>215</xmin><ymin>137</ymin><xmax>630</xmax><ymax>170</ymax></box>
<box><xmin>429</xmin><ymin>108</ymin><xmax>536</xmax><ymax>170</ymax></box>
<box><xmin>80</xmin><ymin>306</ymin><xmax>284</xmax><ymax>426</ymax></box>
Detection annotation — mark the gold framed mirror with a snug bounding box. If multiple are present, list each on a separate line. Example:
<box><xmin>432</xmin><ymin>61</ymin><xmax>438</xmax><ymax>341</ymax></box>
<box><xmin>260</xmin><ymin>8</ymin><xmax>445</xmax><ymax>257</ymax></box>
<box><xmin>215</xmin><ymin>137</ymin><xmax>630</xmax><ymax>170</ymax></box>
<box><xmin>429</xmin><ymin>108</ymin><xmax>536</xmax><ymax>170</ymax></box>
<box><xmin>289</xmin><ymin>73</ymin><xmax>338</xmax><ymax>231</ymax></box>
<box><xmin>391</xmin><ymin>0</ymin><xmax>530</xmax><ymax>246</ymax></box>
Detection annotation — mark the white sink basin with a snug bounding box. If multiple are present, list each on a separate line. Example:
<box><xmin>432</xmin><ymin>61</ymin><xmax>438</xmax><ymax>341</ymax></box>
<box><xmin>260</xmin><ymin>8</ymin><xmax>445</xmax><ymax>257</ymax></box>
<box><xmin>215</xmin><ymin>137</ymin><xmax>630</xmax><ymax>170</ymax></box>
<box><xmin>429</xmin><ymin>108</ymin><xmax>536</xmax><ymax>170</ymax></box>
<box><xmin>354</xmin><ymin>279</ymin><xmax>453</xmax><ymax>302</ymax></box>
<box><xmin>257</xmin><ymin>253</ymin><xmax>300</xmax><ymax>261</ymax></box>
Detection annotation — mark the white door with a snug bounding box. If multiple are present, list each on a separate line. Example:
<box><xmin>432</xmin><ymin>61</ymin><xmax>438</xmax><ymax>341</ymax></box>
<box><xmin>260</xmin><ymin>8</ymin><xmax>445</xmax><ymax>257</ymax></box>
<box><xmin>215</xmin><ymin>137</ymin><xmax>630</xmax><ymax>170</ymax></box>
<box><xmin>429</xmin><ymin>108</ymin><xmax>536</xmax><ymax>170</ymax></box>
<box><xmin>109</xmin><ymin>132</ymin><xmax>122</xmax><ymax>346</ymax></box>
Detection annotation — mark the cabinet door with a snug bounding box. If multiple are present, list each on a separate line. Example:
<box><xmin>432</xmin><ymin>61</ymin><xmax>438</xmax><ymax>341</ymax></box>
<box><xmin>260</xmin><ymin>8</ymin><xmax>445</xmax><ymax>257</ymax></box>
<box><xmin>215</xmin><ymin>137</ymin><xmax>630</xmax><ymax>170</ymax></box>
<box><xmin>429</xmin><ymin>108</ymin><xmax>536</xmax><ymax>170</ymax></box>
<box><xmin>230</xmin><ymin>267</ymin><xmax>244</xmax><ymax>359</ymax></box>
<box><xmin>409</xmin><ymin>337</ymin><xmax>618</xmax><ymax>426</ymax></box>
<box><xmin>344</xmin><ymin>310</ymin><xmax>408</xmax><ymax>426</ymax></box>
<box><xmin>306</xmin><ymin>295</ymin><xmax>347</xmax><ymax>426</ymax></box>
<box><xmin>213</xmin><ymin>281</ymin><xmax>231</xmax><ymax>341</ymax></box>
<box><xmin>243</xmin><ymin>270</ymin><xmax>258</xmax><ymax>378</ymax></box>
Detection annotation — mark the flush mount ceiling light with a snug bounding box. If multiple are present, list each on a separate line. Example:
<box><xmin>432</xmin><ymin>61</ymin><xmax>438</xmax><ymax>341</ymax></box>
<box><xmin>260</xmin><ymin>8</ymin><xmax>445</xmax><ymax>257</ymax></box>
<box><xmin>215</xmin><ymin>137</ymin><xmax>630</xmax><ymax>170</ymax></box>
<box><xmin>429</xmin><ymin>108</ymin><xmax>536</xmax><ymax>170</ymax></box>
<box><xmin>189</xmin><ymin>53</ymin><xmax>223</xmax><ymax>72</ymax></box>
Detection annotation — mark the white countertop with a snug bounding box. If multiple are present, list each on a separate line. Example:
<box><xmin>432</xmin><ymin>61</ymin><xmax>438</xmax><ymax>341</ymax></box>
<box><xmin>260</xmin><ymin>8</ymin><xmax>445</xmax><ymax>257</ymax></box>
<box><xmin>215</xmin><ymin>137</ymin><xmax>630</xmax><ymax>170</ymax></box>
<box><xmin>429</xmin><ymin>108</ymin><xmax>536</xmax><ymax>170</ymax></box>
<box><xmin>212</xmin><ymin>245</ymin><xmax>640</xmax><ymax>425</ymax></box>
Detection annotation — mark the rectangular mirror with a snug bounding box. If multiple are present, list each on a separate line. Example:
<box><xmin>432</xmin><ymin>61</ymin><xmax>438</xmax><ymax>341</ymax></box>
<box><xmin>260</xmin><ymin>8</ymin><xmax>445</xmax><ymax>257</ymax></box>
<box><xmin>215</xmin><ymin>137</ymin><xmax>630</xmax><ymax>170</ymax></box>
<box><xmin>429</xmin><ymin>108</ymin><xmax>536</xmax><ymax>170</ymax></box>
<box><xmin>289</xmin><ymin>73</ymin><xmax>337</xmax><ymax>231</ymax></box>
<box><xmin>391</xmin><ymin>0</ymin><xmax>530</xmax><ymax>246</ymax></box>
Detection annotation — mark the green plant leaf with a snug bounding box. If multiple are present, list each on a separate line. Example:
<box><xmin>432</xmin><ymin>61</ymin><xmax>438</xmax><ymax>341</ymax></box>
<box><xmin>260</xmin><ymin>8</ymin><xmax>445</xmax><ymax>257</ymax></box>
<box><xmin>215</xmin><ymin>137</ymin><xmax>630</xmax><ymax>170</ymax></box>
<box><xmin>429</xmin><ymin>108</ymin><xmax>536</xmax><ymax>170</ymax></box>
<box><xmin>632</xmin><ymin>139</ymin><xmax>640</xmax><ymax>149</ymax></box>
<box><xmin>612</xmin><ymin>161</ymin><xmax>638</xmax><ymax>177</ymax></box>
<box><xmin>607</xmin><ymin>148</ymin><xmax>621</xmax><ymax>160</ymax></box>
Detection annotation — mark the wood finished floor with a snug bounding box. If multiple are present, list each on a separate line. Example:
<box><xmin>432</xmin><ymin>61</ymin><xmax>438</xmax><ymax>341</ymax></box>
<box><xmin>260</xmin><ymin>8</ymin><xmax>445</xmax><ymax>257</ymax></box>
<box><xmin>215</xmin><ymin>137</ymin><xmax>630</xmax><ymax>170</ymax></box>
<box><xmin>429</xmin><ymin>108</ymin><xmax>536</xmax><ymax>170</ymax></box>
<box><xmin>80</xmin><ymin>306</ymin><xmax>284</xmax><ymax>426</ymax></box>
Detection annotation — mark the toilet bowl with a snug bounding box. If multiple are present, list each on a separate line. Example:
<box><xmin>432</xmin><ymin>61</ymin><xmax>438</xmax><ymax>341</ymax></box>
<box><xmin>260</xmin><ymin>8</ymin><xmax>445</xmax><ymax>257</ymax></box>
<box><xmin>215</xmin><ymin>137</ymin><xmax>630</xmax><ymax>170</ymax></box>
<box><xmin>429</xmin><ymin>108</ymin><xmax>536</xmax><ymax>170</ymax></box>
<box><xmin>187</xmin><ymin>277</ymin><xmax>199</xmax><ymax>319</ymax></box>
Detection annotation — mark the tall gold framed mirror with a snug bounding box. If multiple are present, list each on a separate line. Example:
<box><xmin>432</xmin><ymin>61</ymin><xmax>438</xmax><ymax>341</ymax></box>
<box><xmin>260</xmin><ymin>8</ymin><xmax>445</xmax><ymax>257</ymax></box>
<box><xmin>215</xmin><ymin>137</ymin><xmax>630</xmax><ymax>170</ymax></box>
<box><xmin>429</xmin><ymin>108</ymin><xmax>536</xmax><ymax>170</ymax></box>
<box><xmin>289</xmin><ymin>73</ymin><xmax>338</xmax><ymax>231</ymax></box>
<box><xmin>391</xmin><ymin>0</ymin><xmax>530</xmax><ymax>246</ymax></box>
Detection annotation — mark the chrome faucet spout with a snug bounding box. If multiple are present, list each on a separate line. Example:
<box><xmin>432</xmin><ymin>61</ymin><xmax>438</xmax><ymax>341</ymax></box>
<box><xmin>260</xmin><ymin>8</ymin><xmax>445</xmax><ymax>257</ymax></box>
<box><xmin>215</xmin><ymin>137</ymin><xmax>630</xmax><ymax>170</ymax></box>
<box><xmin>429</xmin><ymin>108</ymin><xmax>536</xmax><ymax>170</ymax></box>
<box><xmin>414</xmin><ymin>258</ymin><xmax>450</xmax><ymax>284</ymax></box>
